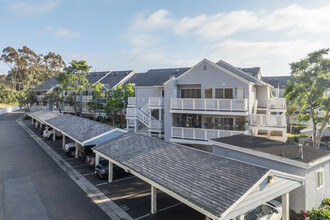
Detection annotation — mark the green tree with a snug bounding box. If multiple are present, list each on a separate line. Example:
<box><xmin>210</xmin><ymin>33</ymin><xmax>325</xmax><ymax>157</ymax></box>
<box><xmin>44</xmin><ymin>86</ymin><xmax>64</xmax><ymax>113</ymax></box>
<box><xmin>287</xmin><ymin>104</ymin><xmax>301</xmax><ymax>134</ymax></box>
<box><xmin>122</xmin><ymin>83</ymin><xmax>135</xmax><ymax>107</ymax></box>
<box><xmin>56</xmin><ymin>60</ymin><xmax>91</xmax><ymax>115</ymax></box>
<box><xmin>284</xmin><ymin>49</ymin><xmax>330</xmax><ymax>148</ymax></box>
<box><xmin>104</xmin><ymin>86</ymin><xmax>123</xmax><ymax>125</ymax></box>
<box><xmin>88</xmin><ymin>82</ymin><xmax>104</xmax><ymax>119</ymax></box>
<box><xmin>17</xmin><ymin>89</ymin><xmax>36</xmax><ymax>110</ymax></box>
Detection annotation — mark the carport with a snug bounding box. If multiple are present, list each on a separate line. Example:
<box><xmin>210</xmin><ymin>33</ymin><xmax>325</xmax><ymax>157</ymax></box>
<box><xmin>26</xmin><ymin>109</ymin><xmax>61</xmax><ymax>139</ymax></box>
<box><xmin>93</xmin><ymin>132</ymin><xmax>304</xmax><ymax>220</ymax></box>
<box><xmin>27</xmin><ymin>110</ymin><xmax>127</xmax><ymax>158</ymax></box>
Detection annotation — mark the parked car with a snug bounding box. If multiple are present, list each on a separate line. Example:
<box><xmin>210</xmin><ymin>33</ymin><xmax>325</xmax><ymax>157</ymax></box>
<box><xmin>43</xmin><ymin>127</ymin><xmax>62</xmax><ymax>139</ymax></box>
<box><xmin>94</xmin><ymin>160</ymin><xmax>126</xmax><ymax>179</ymax></box>
<box><xmin>245</xmin><ymin>200</ymin><xmax>282</xmax><ymax>220</ymax></box>
<box><xmin>63</xmin><ymin>142</ymin><xmax>76</xmax><ymax>157</ymax></box>
<box><xmin>85</xmin><ymin>154</ymin><xmax>106</xmax><ymax>168</ymax></box>
<box><xmin>78</xmin><ymin>145</ymin><xmax>95</xmax><ymax>161</ymax></box>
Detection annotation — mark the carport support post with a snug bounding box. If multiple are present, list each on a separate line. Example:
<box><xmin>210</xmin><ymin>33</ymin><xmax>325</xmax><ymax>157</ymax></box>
<box><xmin>53</xmin><ymin>129</ymin><xmax>56</xmax><ymax>141</ymax></box>
<box><xmin>151</xmin><ymin>185</ymin><xmax>157</xmax><ymax>214</ymax></box>
<box><xmin>95</xmin><ymin>152</ymin><xmax>100</xmax><ymax>166</ymax></box>
<box><xmin>282</xmin><ymin>193</ymin><xmax>289</xmax><ymax>220</ymax></box>
<box><xmin>108</xmin><ymin>161</ymin><xmax>113</xmax><ymax>183</ymax></box>
<box><xmin>75</xmin><ymin>142</ymin><xmax>79</xmax><ymax>158</ymax></box>
<box><xmin>31</xmin><ymin>118</ymin><xmax>34</xmax><ymax>125</ymax></box>
<box><xmin>62</xmin><ymin>134</ymin><xmax>66</xmax><ymax>148</ymax></box>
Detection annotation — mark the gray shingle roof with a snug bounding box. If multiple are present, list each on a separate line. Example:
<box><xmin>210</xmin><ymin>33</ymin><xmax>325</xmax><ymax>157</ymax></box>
<box><xmin>217</xmin><ymin>60</ymin><xmax>266</xmax><ymax>85</ymax></box>
<box><xmin>86</xmin><ymin>71</ymin><xmax>110</xmax><ymax>85</ymax></box>
<box><xmin>94</xmin><ymin>132</ymin><xmax>270</xmax><ymax>217</ymax></box>
<box><xmin>32</xmin><ymin>77</ymin><xmax>58</xmax><ymax>91</ymax></box>
<box><xmin>127</xmin><ymin>68</ymin><xmax>189</xmax><ymax>86</ymax></box>
<box><xmin>239</xmin><ymin>67</ymin><xmax>260</xmax><ymax>78</ymax></box>
<box><xmin>212</xmin><ymin>134</ymin><xmax>330</xmax><ymax>164</ymax></box>
<box><xmin>262</xmin><ymin>76</ymin><xmax>296</xmax><ymax>89</ymax></box>
<box><xmin>27</xmin><ymin>109</ymin><xmax>61</xmax><ymax>122</ymax></box>
<box><xmin>100</xmin><ymin>70</ymin><xmax>133</xmax><ymax>89</ymax></box>
<box><xmin>45</xmin><ymin>113</ymin><xmax>116</xmax><ymax>144</ymax></box>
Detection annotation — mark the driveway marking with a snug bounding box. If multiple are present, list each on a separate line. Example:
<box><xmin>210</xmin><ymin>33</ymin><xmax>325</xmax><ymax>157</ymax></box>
<box><xmin>95</xmin><ymin>182</ymin><xmax>108</xmax><ymax>187</ymax></box>
<box><xmin>113</xmin><ymin>175</ymin><xmax>137</xmax><ymax>183</ymax></box>
<box><xmin>158</xmin><ymin>202</ymin><xmax>182</xmax><ymax>212</ymax></box>
<box><xmin>18</xmin><ymin>118</ymin><xmax>133</xmax><ymax>220</ymax></box>
<box><xmin>83</xmin><ymin>172</ymin><xmax>95</xmax><ymax>176</ymax></box>
<box><xmin>134</xmin><ymin>213</ymin><xmax>150</xmax><ymax>220</ymax></box>
<box><xmin>65</xmin><ymin>158</ymin><xmax>76</xmax><ymax>161</ymax></box>
<box><xmin>111</xmin><ymin>189</ymin><xmax>150</xmax><ymax>200</ymax></box>
<box><xmin>72</xmin><ymin>164</ymin><xmax>86</xmax><ymax>168</ymax></box>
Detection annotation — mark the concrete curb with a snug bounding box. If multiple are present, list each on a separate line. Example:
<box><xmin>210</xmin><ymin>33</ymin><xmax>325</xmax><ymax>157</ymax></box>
<box><xmin>17</xmin><ymin>117</ymin><xmax>133</xmax><ymax>220</ymax></box>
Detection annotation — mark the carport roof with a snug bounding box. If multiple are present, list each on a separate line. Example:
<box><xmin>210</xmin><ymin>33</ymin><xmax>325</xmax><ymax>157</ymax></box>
<box><xmin>27</xmin><ymin>109</ymin><xmax>61</xmax><ymax>123</ymax></box>
<box><xmin>93</xmin><ymin>132</ymin><xmax>272</xmax><ymax>218</ymax></box>
<box><xmin>45</xmin><ymin>114</ymin><xmax>123</xmax><ymax>145</ymax></box>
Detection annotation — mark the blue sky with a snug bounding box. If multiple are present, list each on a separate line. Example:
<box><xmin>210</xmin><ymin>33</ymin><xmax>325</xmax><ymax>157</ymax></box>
<box><xmin>1</xmin><ymin>0</ymin><xmax>329</xmax><ymax>76</ymax></box>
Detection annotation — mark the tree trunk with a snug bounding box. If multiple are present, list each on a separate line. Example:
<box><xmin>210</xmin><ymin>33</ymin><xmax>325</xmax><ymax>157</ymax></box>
<box><xmin>112</xmin><ymin>114</ymin><xmax>115</xmax><ymax>125</ymax></box>
<box><xmin>316</xmin><ymin>111</ymin><xmax>329</xmax><ymax>148</ymax></box>
<box><xmin>290</xmin><ymin>117</ymin><xmax>293</xmax><ymax>134</ymax></box>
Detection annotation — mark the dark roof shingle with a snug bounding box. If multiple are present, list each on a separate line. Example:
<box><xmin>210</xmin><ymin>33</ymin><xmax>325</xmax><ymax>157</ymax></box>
<box><xmin>94</xmin><ymin>132</ymin><xmax>270</xmax><ymax>217</ymax></box>
<box><xmin>100</xmin><ymin>70</ymin><xmax>133</xmax><ymax>89</ymax></box>
<box><xmin>262</xmin><ymin>76</ymin><xmax>296</xmax><ymax>89</ymax></box>
<box><xmin>32</xmin><ymin>77</ymin><xmax>58</xmax><ymax>91</ymax></box>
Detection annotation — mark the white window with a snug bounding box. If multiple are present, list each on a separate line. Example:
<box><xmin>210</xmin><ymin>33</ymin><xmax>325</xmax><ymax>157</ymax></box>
<box><xmin>316</xmin><ymin>169</ymin><xmax>324</xmax><ymax>189</ymax></box>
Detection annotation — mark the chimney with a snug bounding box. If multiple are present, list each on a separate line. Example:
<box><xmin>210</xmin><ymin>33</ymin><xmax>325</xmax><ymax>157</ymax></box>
<box><xmin>298</xmin><ymin>144</ymin><xmax>303</xmax><ymax>159</ymax></box>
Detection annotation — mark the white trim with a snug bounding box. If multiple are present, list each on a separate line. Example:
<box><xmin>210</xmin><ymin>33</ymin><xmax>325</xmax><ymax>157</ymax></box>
<box><xmin>209</xmin><ymin>140</ymin><xmax>309</xmax><ymax>169</ymax></box>
<box><xmin>134</xmin><ymin>86</ymin><xmax>164</xmax><ymax>88</ymax></box>
<box><xmin>93</xmin><ymin>71</ymin><xmax>111</xmax><ymax>86</ymax></box>
<box><xmin>170</xmin><ymin>138</ymin><xmax>213</xmax><ymax>145</ymax></box>
<box><xmin>316</xmin><ymin>168</ymin><xmax>324</xmax><ymax>190</ymax></box>
<box><xmin>170</xmin><ymin>109</ymin><xmax>249</xmax><ymax>116</ymax></box>
<box><xmin>93</xmin><ymin>151</ymin><xmax>221</xmax><ymax>220</ymax></box>
<box><xmin>114</xmin><ymin>71</ymin><xmax>135</xmax><ymax>88</ymax></box>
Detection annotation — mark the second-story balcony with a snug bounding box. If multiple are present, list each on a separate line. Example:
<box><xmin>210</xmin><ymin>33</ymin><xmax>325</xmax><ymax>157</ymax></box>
<box><xmin>171</xmin><ymin>98</ymin><xmax>248</xmax><ymax>112</ymax></box>
<box><xmin>148</xmin><ymin>97</ymin><xmax>164</xmax><ymax>109</ymax></box>
<box><xmin>128</xmin><ymin>97</ymin><xmax>136</xmax><ymax>107</ymax></box>
<box><xmin>82</xmin><ymin>95</ymin><xmax>93</xmax><ymax>102</ymax></box>
<box><xmin>36</xmin><ymin>95</ymin><xmax>46</xmax><ymax>101</ymax></box>
<box><xmin>250</xmin><ymin>114</ymin><xmax>286</xmax><ymax>128</ymax></box>
<box><xmin>268</xmin><ymin>98</ymin><xmax>286</xmax><ymax>110</ymax></box>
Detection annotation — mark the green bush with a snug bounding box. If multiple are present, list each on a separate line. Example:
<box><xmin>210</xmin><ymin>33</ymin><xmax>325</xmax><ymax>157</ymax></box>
<box><xmin>0</xmin><ymin>84</ymin><xmax>18</xmax><ymax>104</ymax></box>
<box><xmin>305</xmin><ymin>198</ymin><xmax>330</xmax><ymax>220</ymax></box>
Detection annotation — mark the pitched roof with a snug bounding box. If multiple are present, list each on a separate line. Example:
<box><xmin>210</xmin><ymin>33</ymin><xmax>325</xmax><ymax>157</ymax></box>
<box><xmin>86</xmin><ymin>71</ymin><xmax>110</xmax><ymax>85</ymax></box>
<box><xmin>32</xmin><ymin>76</ymin><xmax>58</xmax><ymax>91</ymax></box>
<box><xmin>94</xmin><ymin>132</ymin><xmax>270</xmax><ymax>217</ymax></box>
<box><xmin>262</xmin><ymin>76</ymin><xmax>296</xmax><ymax>89</ymax></box>
<box><xmin>100</xmin><ymin>70</ymin><xmax>133</xmax><ymax>89</ymax></box>
<box><xmin>44</xmin><ymin>113</ymin><xmax>117</xmax><ymax>145</ymax></box>
<box><xmin>217</xmin><ymin>60</ymin><xmax>266</xmax><ymax>85</ymax></box>
<box><xmin>211</xmin><ymin>134</ymin><xmax>330</xmax><ymax>164</ymax></box>
<box><xmin>239</xmin><ymin>67</ymin><xmax>261</xmax><ymax>78</ymax></box>
<box><xmin>127</xmin><ymin>67</ymin><xmax>190</xmax><ymax>86</ymax></box>
<box><xmin>27</xmin><ymin>109</ymin><xmax>60</xmax><ymax>122</ymax></box>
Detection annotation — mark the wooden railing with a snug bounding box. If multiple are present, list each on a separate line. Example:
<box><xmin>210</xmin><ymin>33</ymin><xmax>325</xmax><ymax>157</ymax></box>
<box><xmin>250</xmin><ymin>114</ymin><xmax>286</xmax><ymax>127</ymax></box>
<box><xmin>171</xmin><ymin>98</ymin><xmax>248</xmax><ymax>111</ymax></box>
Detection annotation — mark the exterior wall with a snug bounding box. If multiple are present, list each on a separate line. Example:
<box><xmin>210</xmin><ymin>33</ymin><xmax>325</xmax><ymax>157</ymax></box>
<box><xmin>249</xmin><ymin>84</ymin><xmax>256</xmax><ymax>114</ymax></box>
<box><xmin>164</xmin><ymin>79</ymin><xmax>176</xmax><ymax>141</ymax></box>
<box><xmin>305</xmin><ymin>161</ymin><xmax>330</xmax><ymax>210</ymax></box>
<box><xmin>176</xmin><ymin>61</ymin><xmax>250</xmax><ymax>99</ymax></box>
<box><xmin>256</xmin><ymin>85</ymin><xmax>269</xmax><ymax>108</ymax></box>
<box><xmin>135</xmin><ymin>87</ymin><xmax>162</xmax><ymax>108</ymax></box>
<box><xmin>212</xmin><ymin>145</ymin><xmax>307</xmax><ymax>212</ymax></box>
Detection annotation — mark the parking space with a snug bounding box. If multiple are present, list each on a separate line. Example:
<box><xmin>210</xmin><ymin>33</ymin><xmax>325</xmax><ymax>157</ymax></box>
<box><xmin>24</xmin><ymin>119</ymin><xmax>204</xmax><ymax>220</ymax></box>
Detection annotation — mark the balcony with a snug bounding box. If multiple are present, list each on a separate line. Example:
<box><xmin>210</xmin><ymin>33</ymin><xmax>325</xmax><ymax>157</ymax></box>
<box><xmin>171</xmin><ymin>127</ymin><xmax>248</xmax><ymax>142</ymax></box>
<box><xmin>128</xmin><ymin>97</ymin><xmax>136</xmax><ymax>107</ymax></box>
<box><xmin>148</xmin><ymin>97</ymin><xmax>164</xmax><ymax>109</ymax></box>
<box><xmin>36</xmin><ymin>95</ymin><xmax>45</xmax><ymax>101</ymax></box>
<box><xmin>250</xmin><ymin>114</ymin><xmax>286</xmax><ymax>128</ymax></box>
<box><xmin>150</xmin><ymin>120</ymin><xmax>164</xmax><ymax>130</ymax></box>
<box><xmin>75</xmin><ymin>95</ymin><xmax>82</xmax><ymax>101</ymax></box>
<box><xmin>171</xmin><ymin>98</ymin><xmax>248</xmax><ymax>112</ymax></box>
<box><xmin>126</xmin><ymin>108</ymin><xmax>137</xmax><ymax>119</ymax></box>
<box><xmin>31</xmin><ymin>105</ymin><xmax>47</xmax><ymax>110</ymax></box>
<box><xmin>82</xmin><ymin>95</ymin><xmax>93</xmax><ymax>102</ymax></box>
<box><xmin>268</xmin><ymin>98</ymin><xmax>286</xmax><ymax>109</ymax></box>
<box><xmin>63</xmin><ymin>105</ymin><xmax>74</xmax><ymax>112</ymax></box>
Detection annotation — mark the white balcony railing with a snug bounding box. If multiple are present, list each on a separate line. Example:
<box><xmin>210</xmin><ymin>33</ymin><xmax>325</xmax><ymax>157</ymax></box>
<box><xmin>149</xmin><ymin>97</ymin><xmax>164</xmax><ymax>108</ymax></box>
<box><xmin>268</xmin><ymin>98</ymin><xmax>286</xmax><ymax>109</ymax></box>
<box><xmin>126</xmin><ymin>108</ymin><xmax>137</xmax><ymax>118</ymax></box>
<box><xmin>171</xmin><ymin>98</ymin><xmax>248</xmax><ymax>112</ymax></box>
<box><xmin>63</xmin><ymin>106</ymin><xmax>74</xmax><ymax>112</ymax></box>
<box><xmin>250</xmin><ymin>114</ymin><xmax>286</xmax><ymax>127</ymax></box>
<box><xmin>31</xmin><ymin>105</ymin><xmax>47</xmax><ymax>110</ymax></box>
<box><xmin>36</xmin><ymin>95</ymin><xmax>45</xmax><ymax>101</ymax></box>
<box><xmin>171</xmin><ymin>127</ymin><xmax>248</xmax><ymax>141</ymax></box>
<box><xmin>150</xmin><ymin>120</ymin><xmax>164</xmax><ymax>130</ymax></box>
<box><xmin>75</xmin><ymin>95</ymin><xmax>82</xmax><ymax>101</ymax></box>
<box><xmin>82</xmin><ymin>95</ymin><xmax>93</xmax><ymax>102</ymax></box>
<box><xmin>128</xmin><ymin>97</ymin><xmax>136</xmax><ymax>107</ymax></box>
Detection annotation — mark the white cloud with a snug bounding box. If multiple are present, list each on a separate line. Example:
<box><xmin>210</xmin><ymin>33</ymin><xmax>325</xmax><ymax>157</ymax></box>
<box><xmin>53</xmin><ymin>28</ymin><xmax>79</xmax><ymax>38</ymax></box>
<box><xmin>206</xmin><ymin>39</ymin><xmax>325</xmax><ymax>75</ymax></box>
<box><xmin>10</xmin><ymin>0</ymin><xmax>59</xmax><ymax>15</ymax></box>
<box><xmin>130</xmin><ymin>4</ymin><xmax>330</xmax><ymax>40</ymax></box>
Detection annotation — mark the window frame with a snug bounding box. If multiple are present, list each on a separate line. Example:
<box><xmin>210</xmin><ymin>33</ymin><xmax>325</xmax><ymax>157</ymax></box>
<box><xmin>316</xmin><ymin>169</ymin><xmax>324</xmax><ymax>190</ymax></box>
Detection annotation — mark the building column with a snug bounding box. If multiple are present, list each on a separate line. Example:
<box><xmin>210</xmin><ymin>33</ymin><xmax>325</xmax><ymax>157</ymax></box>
<box><xmin>31</xmin><ymin>118</ymin><xmax>34</xmax><ymax>125</ymax></box>
<box><xmin>62</xmin><ymin>134</ymin><xmax>66</xmax><ymax>148</ymax></box>
<box><xmin>205</xmin><ymin>217</ymin><xmax>211</xmax><ymax>220</ymax></box>
<box><xmin>53</xmin><ymin>129</ymin><xmax>56</xmax><ymax>141</ymax></box>
<box><xmin>75</xmin><ymin>142</ymin><xmax>79</xmax><ymax>158</ymax></box>
<box><xmin>282</xmin><ymin>130</ymin><xmax>287</xmax><ymax>142</ymax></box>
<box><xmin>108</xmin><ymin>161</ymin><xmax>113</xmax><ymax>183</ymax></box>
<box><xmin>40</xmin><ymin>122</ymin><xmax>42</xmax><ymax>128</ymax></box>
<box><xmin>151</xmin><ymin>185</ymin><xmax>157</xmax><ymax>214</ymax></box>
<box><xmin>35</xmin><ymin>121</ymin><xmax>38</xmax><ymax>128</ymax></box>
<box><xmin>134</xmin><ymin>120</ymin><xmax>138</xmax><ymax>133</ymax></box>
<box><xmin>126</xmin><ymin>120</ymin><xmax>129</xmax><ymax>130</ymax></box>
<box><xmin>236</xmin><ymin>215</ymin><xmax>244</xmax><ymax>220</ymax></box>
<box><xmin>95</xmin><ymin>152</ymin><xmax>100</xmax><ymax>166</ymax></box>
<box><xmin>282</xmin><ymin>193</ymin><xmax>289</xmax><ymax>220</ymax></box>
<box><xmin>159</xmin><ymin>109</ymin><xmax>162</xmax><ymax>121</ymax></box>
